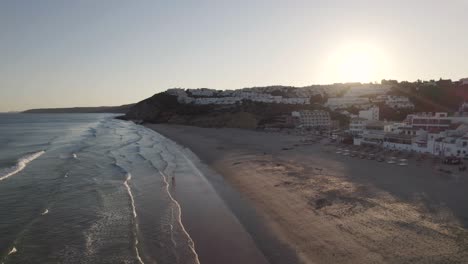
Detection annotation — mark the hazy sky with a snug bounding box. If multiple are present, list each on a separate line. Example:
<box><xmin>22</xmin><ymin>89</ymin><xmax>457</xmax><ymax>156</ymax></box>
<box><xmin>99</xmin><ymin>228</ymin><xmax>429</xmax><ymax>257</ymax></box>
<box><xmin>1</xmin><ymin>0</ymin><xmax>467</xmax><ymax>111</ymax></box>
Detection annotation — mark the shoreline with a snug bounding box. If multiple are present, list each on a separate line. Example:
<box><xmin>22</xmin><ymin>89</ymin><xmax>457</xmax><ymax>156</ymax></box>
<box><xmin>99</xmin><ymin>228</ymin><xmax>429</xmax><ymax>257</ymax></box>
<box><xmin>142</xmin><ymin>126</ymin><xmax>273</xmax><ymax>264</ymax></box>
<box><xmin>147</xmin><ymin>124</ymin><xmax>468</xmax><ymax>264</ymax></box>
<box><xmin>145</xmin><ymin>124</ymin><xmax>301</xmax><ymax>264</ymax></box>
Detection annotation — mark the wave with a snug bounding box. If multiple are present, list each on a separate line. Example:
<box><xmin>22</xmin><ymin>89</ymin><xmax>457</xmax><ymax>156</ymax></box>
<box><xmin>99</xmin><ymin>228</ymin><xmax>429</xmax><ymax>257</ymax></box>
<box><xmin>123</xmin><ymin>173</ymin><xmax>144</xmax><ymax>264</ymax></box>
<box><xmin>0</xmin><ymin>151</ymin><xmax>45</xmax><ymax>182</ymax></box>
<box><xmin>8</xmin><ymin>247</ymin><xmax>17</xmax><ymax>255</ymax></box>
<box><xmin>159</xmin><ymin>170</ymin><xmax>200</xmax><ymax>264</ymax></box>
<box><xmin>41</xmin><ymin>209</ymin><xmax>49</xmax><ymax>215</ymax></box>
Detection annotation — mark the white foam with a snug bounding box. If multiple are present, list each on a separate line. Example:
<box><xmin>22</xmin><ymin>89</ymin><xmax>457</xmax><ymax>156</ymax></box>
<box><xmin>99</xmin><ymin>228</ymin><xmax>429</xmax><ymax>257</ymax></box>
<box><xmin>142</xmin><ymin>126</ymin><xmax>200</xmax><ymax>264</ymax></box>
<box><xmin>8</xmin><ymin>247</ymin><xmax>17</xmax><ymax>255</ymax></box>
<box><xmin>72</xmin><ymin>153</ymin><xmax>78</xmax><ymax>159</ymax></box>
<box><xmin>123</xmin><ymin>173</ymin><xmax>144</xmax><ymax>264</ymax></box>
<box><xmin>124</xmin><ymin>174</ymin><xmax>137</xmax><ymax>218</ymax></box>
<box><xmin>159</xmin><ymin>170</ymin><xmax>200</xmax><ymax>264</ymax></box>
<box><xmin>41</xmin><ymin>209</ymin><xmax>49</xmax><ymax>215</ymax></box>
<box><xmin>0</xmin><ymin>151</ymin><xmax>45</xmax><ymax>182</ymax></box>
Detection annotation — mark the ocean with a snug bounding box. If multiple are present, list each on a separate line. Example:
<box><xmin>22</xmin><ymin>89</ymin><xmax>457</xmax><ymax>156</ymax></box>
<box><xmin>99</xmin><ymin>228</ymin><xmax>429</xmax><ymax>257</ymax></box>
<box><xmin>0</xmin><ymin>113</ymin><xmax>205</xmax><ymax>264</ymax></box>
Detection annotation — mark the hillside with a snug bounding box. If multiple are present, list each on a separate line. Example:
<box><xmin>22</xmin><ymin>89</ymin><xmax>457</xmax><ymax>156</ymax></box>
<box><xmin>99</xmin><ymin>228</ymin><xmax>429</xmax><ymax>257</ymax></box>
<box><xmin>122</xmin><ymin>91</ymin><xmax>331</xmax><ymax>129</ymax></box>
<box><xmin>122</xmin><ymin>79</ymin><xmax>468</xmax><ymax>129</ymax></box>
<box><xmin>23</xmin><ymin>104</ymin><xmax>134</xmax><ymax>114</ymax></box>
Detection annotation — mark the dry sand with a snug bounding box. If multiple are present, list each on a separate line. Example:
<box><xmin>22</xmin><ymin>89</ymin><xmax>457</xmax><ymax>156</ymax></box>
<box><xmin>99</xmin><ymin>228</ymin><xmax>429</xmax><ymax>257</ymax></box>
<box><xmin>147</xmin><ymin>124</ymin><xmax>468</xmax><ymax>264</ymax></box>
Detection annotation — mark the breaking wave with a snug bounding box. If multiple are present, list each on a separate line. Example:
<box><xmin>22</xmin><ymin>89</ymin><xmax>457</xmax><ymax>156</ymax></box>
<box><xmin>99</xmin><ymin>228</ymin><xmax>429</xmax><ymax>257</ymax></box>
<box><xmin>123</xmin><ymin>173</ymin><xmax>144</xmax><ymax>264</ymax></box>
<box><xmin>0</xmin><ymin>151</ymin><xmax>45</xmax><ymax>182</ymax></box>
<box><xmin>8</xmin><ymin>247</ymin><xmax>17</xmax><ymax>256</ymax></box>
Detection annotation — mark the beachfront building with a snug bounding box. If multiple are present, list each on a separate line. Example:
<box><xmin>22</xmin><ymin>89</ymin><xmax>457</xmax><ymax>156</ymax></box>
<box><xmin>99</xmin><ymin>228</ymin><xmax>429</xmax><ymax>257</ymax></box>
<box><xmin>292</xmin><ymin>110</ymin><xmax>331</xmax><ymax>129</ymax></box>
<box><xmin>359</xmin><ymin>106</ymin><xmax>379</xmax><ymax>121</ymax></box>
<box><xmin>405</xmin><ymin>112</ymin><xmax>452</xmax><ymax>131</ymax></box>
<box><xmin>349</xmin><ymin>117</ymin><xmax>367</xmax><ymax>135</ymax></box>
<box><xmin>423</xmin><ymin>124</ymin><xmax>468</xmax><ymax>157</ymax></box>
<box><xmin>325</xmin><ymin>97</ymin><xmax>370</xmax><ymax>110</ymax></box>
<box><xmin>385</xmin><ymin>96</ymin><xmax>414</xmax><ymax>109</ymax></box>
<box><xmin>353</xmin><ymin>121</ymin><xmax>387</xmax><ymax>146</ymax></box>
<box><xmin>351</xmin><ymin>112</ymin><xmax>468</xmax><ymax>157</ymax></box>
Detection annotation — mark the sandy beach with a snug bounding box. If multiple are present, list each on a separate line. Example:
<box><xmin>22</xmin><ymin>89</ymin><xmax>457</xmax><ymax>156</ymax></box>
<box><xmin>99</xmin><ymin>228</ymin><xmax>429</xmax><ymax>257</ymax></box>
<box><xmin>147</xmin><ymin>124</ymin><xmax>468</xmax><ymax>264</ymax></box>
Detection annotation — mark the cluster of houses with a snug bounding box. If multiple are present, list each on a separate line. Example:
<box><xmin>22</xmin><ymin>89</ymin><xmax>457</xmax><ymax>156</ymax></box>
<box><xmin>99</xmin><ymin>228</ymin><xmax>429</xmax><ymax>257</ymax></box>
<box><xmin>325</xmin><ymin>86</ymin><xmax>414</xmax><ymax>110</ymax></box>
<box><xmin>165</xmin><ymin>83</ymin><xmax>468</xmax><ymax>158</ymax></box>
<box><xmin>166</xmin><ymin>88</ymin><xmax>310</xmax><ymax>105</ymax></box>
<box><xmin>348</xmin><ymin>110</ymin><xmax>468</xmax><ymax>158</ymax></box>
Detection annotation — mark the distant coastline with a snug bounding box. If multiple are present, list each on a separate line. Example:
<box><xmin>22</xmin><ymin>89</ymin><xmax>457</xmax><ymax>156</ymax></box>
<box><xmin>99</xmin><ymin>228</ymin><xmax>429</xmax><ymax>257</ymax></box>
<box><xmin>22</xmin><ymin>104</ymin><xmax>134</xmax><ymax>114</ymax></box>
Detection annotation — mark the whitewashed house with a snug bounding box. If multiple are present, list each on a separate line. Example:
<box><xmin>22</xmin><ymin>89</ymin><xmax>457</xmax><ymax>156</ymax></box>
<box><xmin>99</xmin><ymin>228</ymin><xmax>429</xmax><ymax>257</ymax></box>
<box><xmin>385</xmin><ymin>96</ymin><xmax>414</xmax><ymax>109</ymax></box>
<box><xmin>359</xmin><ymin>106</ymin><xmax>379</xmax><ymax>121</ymax></box>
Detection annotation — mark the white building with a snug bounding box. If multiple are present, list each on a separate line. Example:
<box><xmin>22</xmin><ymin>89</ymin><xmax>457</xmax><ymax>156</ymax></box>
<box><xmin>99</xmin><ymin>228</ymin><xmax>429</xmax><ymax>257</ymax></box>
<box><xmin>187</xmin><ymin>88</ymin><xmax>217</xmax><ymax>97</ymax></box>
<box><xmin>371</xmin><ymin>95</ymin><xmax>388</xmax><ymax>103</ymax></box>
<box><xmin>325</xmin><ymin>97</ymin><xmax>370</xmax><ymax>110</ymax></box>
<box><xmin>385</xmin><ymin>96</ymin><xmax>414</xmax><ymax>109</ymax></box>
<box><xmin>281</xmin><ymin>97</ymin><xmax>310</xmax><ymax>104</ymax></box>
<box><xmin>349</xmin><ymin>117</ymin><xmax>368</xmax><ymax>135</ymax></box>
<box><xmin>292</xmin><ymin>110</ymin><xmax>331</xmax><ymax>129</ymax></box>
<box><xmin>405</xmin><ymin>112</ymin><xmax>452</xmax><ymax>132</ymax></box>
<box><xmin>168</xmin><ymin>88</ymin><xmax>311</xmax><ymax>105</ymax></box>
<box><xmin>193</xmin><ymin>97</ymin><xmax>242</xmax><ymax>105</ymax></box>
<box><xmin>351</xmin><ymin>114</ymin><xmax>468</xmax><ymax>157</ymax></box>
<box><xmin>359</xmin><ymin>106</ymin><xmax>379</xmax><ymax>121</ymax></box>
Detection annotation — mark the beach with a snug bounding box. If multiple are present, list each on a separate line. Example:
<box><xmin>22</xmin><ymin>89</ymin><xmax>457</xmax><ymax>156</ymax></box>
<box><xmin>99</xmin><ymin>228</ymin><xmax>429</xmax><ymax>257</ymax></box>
<box><xmin>147</xmin><ymin>124</ymin><xmax>468</xmax><ymax>264</ymax></box>
<box><xmin>0</xmin><ymin>115</ymin><xmax>276</xmax><ymax>264</ymax></box>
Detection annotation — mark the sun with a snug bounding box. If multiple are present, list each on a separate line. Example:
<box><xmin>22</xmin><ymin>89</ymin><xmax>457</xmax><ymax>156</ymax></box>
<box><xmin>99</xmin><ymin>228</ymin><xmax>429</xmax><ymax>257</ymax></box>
<box><xmin>325</xmin><ymin>42</ymin><xmax>389</xmax><ymax>83</ymax></box>
<box><xmin>339</xmin><ymin>50</ymin><xmax>376</xmax><ymax>83</ymax></box>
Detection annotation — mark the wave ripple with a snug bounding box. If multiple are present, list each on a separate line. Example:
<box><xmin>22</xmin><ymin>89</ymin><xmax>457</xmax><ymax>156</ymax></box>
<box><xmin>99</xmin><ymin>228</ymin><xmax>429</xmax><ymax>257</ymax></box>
<box><xmin>0</xmin><ymin>151</ymin><xmax>45</xmax><ymax>182</ymax></box>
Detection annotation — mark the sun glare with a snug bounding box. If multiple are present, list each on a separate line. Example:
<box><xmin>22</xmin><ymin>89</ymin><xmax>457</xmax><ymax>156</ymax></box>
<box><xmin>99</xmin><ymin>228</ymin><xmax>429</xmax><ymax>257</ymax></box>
<box><xmin>325</xmin><ymin>42</ymin><xmax>390</xmax><ymax>83</ymax></box>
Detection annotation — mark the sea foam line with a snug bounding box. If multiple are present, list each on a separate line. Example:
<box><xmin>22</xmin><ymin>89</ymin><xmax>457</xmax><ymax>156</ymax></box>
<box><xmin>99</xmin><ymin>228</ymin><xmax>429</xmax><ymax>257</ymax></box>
<box><xmin>0</xmin><ymin>151</ymin><xmax>45</xmax><ymax>182</ymax></box>
<box><xmin>123</xmin><ymin>173</ymin><xmax>145</xmax><ymax>264</ymax></box>
<box><xmin>8</xmin><ymin>247</ymin><xmax>17</xmax><ymax>256</ymax></box>
<box><xmin>159</xmin><ymin>170</ymin><xmax>201</xmax><ymax>264</ymax></box>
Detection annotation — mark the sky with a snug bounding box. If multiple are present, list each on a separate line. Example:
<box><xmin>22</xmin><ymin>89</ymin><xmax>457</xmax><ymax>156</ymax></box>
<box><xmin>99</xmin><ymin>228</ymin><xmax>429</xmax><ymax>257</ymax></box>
<box><xmin>1</xmin><ymin>0</ymin><xmax>467</xmax><ymax>111</ymax></box>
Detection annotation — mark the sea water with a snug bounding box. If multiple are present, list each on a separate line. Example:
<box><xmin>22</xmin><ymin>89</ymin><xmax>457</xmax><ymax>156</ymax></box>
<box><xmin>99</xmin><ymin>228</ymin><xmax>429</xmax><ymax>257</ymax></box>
<box><xmin>0</xmin><ymin>114</ymin><xmax>200</xmax><ymax>264</ymax></box>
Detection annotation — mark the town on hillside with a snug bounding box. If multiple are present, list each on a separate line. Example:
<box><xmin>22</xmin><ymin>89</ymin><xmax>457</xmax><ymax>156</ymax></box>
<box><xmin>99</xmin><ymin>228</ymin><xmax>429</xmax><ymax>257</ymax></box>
<box><xmin>164</xmin><ymin>78</ymin><xmax>468</xmax><ymax>158</ymax></box>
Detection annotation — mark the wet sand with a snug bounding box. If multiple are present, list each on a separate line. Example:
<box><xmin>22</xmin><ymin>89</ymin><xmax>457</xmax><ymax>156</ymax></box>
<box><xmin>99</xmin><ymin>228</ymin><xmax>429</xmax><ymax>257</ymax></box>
<box><xmin>150</xmin><ymin>133</ymin><xmax>272</xmax><ymax>264</ymax></box>
<box><xmin>147</xmin><ymin>124</ymin><xmax>468</xmax><ymax>264</ymax></box>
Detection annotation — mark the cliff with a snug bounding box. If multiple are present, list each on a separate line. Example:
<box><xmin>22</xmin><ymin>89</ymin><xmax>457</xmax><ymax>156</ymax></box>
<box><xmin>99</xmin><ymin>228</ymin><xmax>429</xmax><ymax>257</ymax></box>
<box><xmin>122</xmin><ymin>91</ymin><xmax>324</xmax><ymax>129</ymax></box>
